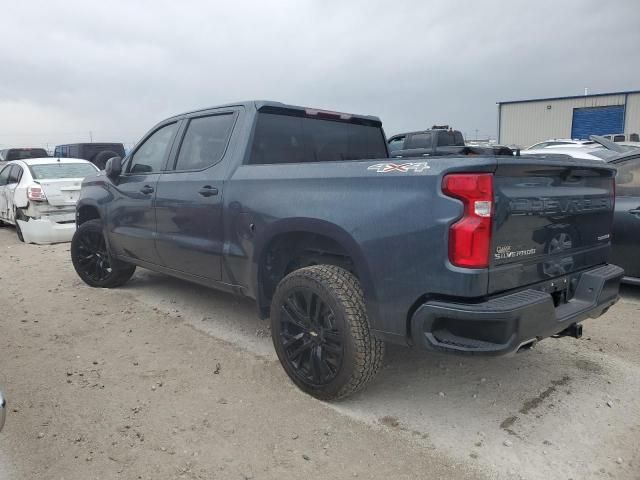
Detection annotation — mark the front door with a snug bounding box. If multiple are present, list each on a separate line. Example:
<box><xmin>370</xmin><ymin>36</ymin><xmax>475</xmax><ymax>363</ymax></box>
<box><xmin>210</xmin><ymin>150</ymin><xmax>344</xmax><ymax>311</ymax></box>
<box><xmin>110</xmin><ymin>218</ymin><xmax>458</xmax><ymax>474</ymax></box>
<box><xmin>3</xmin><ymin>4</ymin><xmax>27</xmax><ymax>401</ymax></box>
<box><xmin>611</xmin><ymin>156</ymin><xmax>640</xmax><ymax>279</ymax></box>
<box><xmin>107</xmin><ymin>121</ymin><xmax>180</xmax><ymax>264</ymax></box>
<box><xmin>154</xmin><ymin>111</ymin><xmax>237</xmax><ymax>280</ymax></box>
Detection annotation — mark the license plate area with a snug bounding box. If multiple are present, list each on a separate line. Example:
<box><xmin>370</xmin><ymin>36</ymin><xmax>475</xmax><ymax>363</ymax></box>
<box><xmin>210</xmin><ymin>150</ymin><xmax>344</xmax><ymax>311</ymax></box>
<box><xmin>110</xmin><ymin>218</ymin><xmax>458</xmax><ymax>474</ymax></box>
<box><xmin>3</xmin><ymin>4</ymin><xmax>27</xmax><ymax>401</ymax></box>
<box><xmin>533</xmin><ymin>274</ymin><xmax>579</xmax><ymax>306</ymax></box>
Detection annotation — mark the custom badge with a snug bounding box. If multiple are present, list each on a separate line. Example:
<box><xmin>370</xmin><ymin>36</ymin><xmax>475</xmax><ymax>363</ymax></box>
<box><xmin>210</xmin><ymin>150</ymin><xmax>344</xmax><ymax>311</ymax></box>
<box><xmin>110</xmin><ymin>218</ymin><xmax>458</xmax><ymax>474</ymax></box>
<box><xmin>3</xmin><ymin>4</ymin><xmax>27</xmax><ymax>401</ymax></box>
<box><xmin>367</xmin><ymin>161</ymin><xmax>430</xmax><ymax>173</ymax></box>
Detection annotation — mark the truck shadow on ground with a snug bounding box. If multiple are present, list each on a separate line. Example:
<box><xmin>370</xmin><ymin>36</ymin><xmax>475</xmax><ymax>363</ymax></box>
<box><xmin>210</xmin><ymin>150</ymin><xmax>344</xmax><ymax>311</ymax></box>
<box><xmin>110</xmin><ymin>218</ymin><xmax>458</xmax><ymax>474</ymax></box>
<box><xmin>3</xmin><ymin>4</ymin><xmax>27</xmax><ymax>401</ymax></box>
<box><xmin>120</xmin><ymin>269</ymin><xmax>617</xmax><ymax>444</ymax></box>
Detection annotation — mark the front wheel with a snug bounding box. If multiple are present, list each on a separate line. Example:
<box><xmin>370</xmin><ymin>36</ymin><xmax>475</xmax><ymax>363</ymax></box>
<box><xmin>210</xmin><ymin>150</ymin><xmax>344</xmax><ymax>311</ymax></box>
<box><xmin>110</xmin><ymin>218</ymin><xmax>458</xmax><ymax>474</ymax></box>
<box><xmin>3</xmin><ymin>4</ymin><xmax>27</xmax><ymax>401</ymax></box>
<box><xmin>71</xmin><ymin>219</ymin><xmax>136</xmax><ymax>288</ymax></box>
<box><xmin>270</xmin><ymin>265</ymin><xmax>384</xmax><ymax>400</ymax></box>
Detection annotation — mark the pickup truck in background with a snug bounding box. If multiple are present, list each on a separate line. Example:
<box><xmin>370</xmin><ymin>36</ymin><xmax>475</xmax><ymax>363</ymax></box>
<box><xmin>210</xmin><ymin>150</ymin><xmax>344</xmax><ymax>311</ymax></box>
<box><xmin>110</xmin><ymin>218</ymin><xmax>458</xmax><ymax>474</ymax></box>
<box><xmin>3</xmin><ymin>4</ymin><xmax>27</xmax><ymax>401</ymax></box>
<box><xmin>54</xmin><ymin>143</ymin><xmax>126</xmax><ymax>170</ymax></box>
<box><xmin>388</xmin><ymin>126</ymin><xmax>513</xmax><ymax>157</ymax></box>
<box><xmin>71</xmin><ymin>101</ymin><xmax>623</xmax><ymax>400</ymax></box>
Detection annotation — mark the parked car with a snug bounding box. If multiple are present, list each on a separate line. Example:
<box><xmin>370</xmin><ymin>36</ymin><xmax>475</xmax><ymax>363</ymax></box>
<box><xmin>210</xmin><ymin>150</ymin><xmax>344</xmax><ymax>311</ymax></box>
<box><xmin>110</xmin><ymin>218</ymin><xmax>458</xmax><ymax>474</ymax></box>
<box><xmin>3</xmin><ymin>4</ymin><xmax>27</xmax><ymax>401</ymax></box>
<box><xmin>72</xmin><ymin>100</ymin><xmax>622</xmax><ymax>400</ymax></box>
<box><xmin>525</xmin><ymin>139</ymin><xmax>596</xmax><ymax>150</ymax></box>
<box><xmin>54</xmin><ymin>143</ymin><xmax>126</xmax><ymax>170</ymax></box>
<box><xmin>0</xmin><ymin>389</ymin><xmax>5</xmax><ymax>431</ymax></box>
<box><xmin>602</xmin><ymin>133</ymin><xmax>640</xmax><ymax>143</ymax></box>
<box><xmin>0</xmin><ymin>148</ymin><xmax>49</xmax><ymax>162</ymax></box>
<box><xmin>607</xmin><ymin>150</ymin><xmax>640</xmax><ymax>285</ymax></box>
<box><xmin>0</xmin><ymin>158</ymin><xmax>99</xmax><ymax>243</ymax></box>
<box><xmin>521</xmin><ymin>146</ymin><xmax>620</xmax><ymax>161</ymax></box>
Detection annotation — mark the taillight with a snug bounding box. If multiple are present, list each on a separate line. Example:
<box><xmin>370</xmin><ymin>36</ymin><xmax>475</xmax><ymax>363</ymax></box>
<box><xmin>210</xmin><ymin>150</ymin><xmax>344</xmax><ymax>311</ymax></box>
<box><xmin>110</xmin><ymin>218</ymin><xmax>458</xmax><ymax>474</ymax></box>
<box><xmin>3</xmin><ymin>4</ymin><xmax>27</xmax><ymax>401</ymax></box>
<box><xmin>27</xmin><ymin>185</ymin><xmax>47</xmax><ymax>201</ymax></box>
<box><xmin>442</xmin><ymin>173</ymin><xmax>493</xmax><ymax>268</ymax></box>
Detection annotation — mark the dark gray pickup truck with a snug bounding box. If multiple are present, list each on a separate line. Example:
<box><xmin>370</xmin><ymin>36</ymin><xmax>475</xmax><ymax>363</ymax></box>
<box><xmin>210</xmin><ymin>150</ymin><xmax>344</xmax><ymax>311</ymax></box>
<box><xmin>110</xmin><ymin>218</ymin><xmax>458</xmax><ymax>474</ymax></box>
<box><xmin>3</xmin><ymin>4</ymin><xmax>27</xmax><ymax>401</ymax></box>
<box><xmin>72</xmin><ymin>100</ymin><xmax>623</xmax><ymax>400</ymax></box>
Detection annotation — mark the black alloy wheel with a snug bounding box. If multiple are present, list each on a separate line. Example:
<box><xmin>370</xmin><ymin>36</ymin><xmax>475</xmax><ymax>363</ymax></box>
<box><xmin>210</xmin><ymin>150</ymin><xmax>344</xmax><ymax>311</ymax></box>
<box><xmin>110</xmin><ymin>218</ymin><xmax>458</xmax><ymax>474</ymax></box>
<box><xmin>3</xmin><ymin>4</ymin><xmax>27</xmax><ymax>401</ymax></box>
<box><xmin>71</xmin><ymin>219</ymin><xmax>136</xmax><ymax>288</ymax></box>
<box><xmin>279</xmin><ymin>287</ymin><xmax>344</xmax><ymax>386</ymax></box>
<box><xmin>75</xmin><ymin>229</ymin><xmax>112</xmax><ymax>282</ymax></box>
<box><xmin>271</xmin><ymin>265</ymin><xmax>384</xmax><ymax>400</ymax></box>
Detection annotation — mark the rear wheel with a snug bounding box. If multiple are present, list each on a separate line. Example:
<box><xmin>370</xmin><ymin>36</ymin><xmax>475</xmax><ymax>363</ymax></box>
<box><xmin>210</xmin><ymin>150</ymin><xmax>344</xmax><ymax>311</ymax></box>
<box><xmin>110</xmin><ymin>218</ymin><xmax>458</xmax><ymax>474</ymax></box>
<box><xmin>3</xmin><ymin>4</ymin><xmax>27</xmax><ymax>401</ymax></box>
<box><xmin>270</xmin><ymin>265</ymin><xmax>384</xmax><ymax>400</ymax></box>
<box><xmin>71</xmin><ymin>219</ymin><xmax>136</xmax><ymax>288</ymax></box>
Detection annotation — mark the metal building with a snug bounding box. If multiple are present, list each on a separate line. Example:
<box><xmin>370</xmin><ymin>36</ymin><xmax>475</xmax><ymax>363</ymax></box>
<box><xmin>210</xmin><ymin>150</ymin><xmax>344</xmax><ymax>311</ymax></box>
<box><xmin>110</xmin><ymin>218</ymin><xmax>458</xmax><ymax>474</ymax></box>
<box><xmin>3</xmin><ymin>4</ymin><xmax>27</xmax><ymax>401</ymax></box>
<box><xmin>497</xmin><ymin>90</ymin><xmax>640</xmax><ymax>148</ymax></box>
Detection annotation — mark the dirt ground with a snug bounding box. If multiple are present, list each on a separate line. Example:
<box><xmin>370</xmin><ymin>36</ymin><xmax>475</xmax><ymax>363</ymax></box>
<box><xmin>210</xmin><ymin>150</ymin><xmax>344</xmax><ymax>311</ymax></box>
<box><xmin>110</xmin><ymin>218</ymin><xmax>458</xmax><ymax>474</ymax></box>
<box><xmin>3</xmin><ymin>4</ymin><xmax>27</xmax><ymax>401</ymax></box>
<box><xmin>0</xmin><ymin>227</ymin><xmax>639</xmax><ymax>480</ymax></box>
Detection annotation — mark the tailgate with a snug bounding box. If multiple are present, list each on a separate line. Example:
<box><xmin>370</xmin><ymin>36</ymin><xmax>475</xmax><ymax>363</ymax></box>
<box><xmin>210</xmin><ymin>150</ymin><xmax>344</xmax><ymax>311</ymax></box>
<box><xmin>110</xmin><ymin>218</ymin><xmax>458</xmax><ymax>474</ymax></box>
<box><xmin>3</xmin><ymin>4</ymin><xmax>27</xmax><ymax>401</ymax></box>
<box><xmin>489</xmin><ymin>159</ymin><xmax>616</xmax><ymax>294</ymax></box>
<box><xmin>38</xmin><ymin>179</ymin><xmax>83</xmax><ymax>207</ymax></box>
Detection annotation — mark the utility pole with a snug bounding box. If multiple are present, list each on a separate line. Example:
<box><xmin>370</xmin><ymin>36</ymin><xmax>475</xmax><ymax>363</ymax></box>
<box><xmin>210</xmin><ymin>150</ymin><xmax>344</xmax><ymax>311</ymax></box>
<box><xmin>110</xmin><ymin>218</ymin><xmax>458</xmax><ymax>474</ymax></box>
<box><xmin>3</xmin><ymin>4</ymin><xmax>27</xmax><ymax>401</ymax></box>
<box><xmin>89</xmin><ymin>131</ymin><xmax>93</xmax><ymax>142</ymax></box>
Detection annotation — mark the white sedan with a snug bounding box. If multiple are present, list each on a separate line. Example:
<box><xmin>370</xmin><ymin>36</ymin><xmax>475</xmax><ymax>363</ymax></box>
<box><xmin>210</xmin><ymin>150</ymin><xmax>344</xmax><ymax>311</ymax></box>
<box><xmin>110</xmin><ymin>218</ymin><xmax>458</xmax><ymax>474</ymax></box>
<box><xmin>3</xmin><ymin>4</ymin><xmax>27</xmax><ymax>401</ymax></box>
<box><xmin>0</xmin><ymin>158</ymin><xmax>99</xmax><ymax>244</ymax></box>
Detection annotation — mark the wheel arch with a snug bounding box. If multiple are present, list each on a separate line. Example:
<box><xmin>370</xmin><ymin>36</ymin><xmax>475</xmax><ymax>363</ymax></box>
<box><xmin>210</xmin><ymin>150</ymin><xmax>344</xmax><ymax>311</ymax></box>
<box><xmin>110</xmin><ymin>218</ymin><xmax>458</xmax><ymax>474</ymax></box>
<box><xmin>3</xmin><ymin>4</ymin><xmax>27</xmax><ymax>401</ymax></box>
<box><xmin>252</xmin><ymin>218</ymin><xmax>379</xmax><ymax>325</ymax></box>
<box><xmin>76</xmin><ymin>202</ymin><xmax>101</xmax><ymax>226</ymax></box>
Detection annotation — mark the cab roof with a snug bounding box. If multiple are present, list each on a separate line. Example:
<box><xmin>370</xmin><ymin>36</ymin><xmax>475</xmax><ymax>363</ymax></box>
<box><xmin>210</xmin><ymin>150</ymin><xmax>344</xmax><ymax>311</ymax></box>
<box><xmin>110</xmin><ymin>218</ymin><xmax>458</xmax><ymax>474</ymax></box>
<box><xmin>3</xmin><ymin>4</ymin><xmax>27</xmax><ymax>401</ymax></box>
<box><xmin>164</xmin><ymin>100</ymin><xmax>382</xmax><ymax>125</ymax></box>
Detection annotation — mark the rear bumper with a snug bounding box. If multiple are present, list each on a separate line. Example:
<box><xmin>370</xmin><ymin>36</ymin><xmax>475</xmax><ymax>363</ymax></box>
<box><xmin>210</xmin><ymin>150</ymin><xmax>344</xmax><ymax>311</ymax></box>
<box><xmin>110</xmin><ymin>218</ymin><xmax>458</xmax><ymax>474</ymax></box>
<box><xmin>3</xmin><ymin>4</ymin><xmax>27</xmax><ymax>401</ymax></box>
<box><xmin>622</xmin><ymin>276</ymin><xmax>640</xmax><ymax>286</ymax></box>
<box><xmin>17</xmin><ymin>217</ymin><xmax>76</xmax><ymax>244</ymax></box>
<box><xmin>410</xmin><ymin>264</ymin><xmax>623</xmax><ymax>356</ymax></box>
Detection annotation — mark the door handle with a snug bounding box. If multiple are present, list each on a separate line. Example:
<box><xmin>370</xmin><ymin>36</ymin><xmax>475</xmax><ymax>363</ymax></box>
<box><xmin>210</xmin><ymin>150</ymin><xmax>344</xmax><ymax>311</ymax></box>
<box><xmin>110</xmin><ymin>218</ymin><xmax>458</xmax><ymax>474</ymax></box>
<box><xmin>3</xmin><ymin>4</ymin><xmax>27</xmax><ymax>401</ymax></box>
<box><xmin>140</xmin><ymin>185</ymin><xmax>154</xmax><ymax>195</ymax></box>
<box><xmin>198</xmin><ymin>185</ymin><xmax>219</xmax><ymax>197</ymax></box>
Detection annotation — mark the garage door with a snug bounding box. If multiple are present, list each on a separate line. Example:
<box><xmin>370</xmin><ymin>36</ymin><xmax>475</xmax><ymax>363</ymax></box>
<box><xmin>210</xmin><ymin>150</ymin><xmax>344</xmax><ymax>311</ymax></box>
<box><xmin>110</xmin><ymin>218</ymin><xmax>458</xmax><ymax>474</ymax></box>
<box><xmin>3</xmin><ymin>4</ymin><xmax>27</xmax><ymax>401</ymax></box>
<box><xmin>571</xmin><ymin>105</ymin><xmax>624</xmax><ymax>139</ymax></box>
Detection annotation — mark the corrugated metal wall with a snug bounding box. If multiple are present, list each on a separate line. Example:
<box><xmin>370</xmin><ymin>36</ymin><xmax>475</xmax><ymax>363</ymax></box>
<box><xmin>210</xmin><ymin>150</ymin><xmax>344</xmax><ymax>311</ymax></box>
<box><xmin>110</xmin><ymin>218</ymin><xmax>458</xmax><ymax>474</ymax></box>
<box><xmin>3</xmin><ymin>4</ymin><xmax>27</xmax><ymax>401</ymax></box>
<box><xmin>625</xmin><ymin>93</ymin><xmax>640</xmax><ymax>135</ymax></box>
<box><xmin>499</xmin><ymin>94</ymin><xmax>627</xmax><ymax>147</ymax></box>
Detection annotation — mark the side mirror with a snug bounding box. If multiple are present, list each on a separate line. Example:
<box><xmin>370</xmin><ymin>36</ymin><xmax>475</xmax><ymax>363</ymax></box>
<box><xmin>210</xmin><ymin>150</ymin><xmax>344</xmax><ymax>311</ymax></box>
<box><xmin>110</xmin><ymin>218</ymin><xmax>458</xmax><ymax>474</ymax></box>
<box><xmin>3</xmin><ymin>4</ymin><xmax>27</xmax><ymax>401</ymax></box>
<box><xmin>104</xmin><ymin>156</ymin><xmax>123</xmax><ymax>179</ymax></box>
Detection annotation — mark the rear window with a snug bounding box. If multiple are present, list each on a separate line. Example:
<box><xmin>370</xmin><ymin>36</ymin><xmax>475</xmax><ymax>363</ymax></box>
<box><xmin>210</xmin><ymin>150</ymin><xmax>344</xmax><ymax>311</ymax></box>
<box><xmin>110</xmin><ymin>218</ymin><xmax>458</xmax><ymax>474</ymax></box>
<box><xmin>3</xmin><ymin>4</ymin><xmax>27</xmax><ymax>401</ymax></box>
<box><xmin>249</xmin><ymin>113</ymin><xmax>387</xmax><ymax>164</ymax></box>
<box><xmin>30</xmin><ymin>163</ymin><xmax>98</xmax><ymax>179</ymax></box>
<box><xmin>6</xmin><ymin>149</ymin><xmax>48</xmax><ymax>161</ymax></box>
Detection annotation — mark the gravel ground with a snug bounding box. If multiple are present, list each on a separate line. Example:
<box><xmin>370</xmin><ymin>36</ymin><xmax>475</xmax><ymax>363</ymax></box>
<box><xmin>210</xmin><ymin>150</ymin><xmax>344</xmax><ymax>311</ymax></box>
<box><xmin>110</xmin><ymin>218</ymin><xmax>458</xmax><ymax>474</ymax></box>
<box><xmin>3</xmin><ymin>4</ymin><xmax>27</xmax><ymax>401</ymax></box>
<box><xmin>0</xmin><ymin>227</ymin><xmax>639</xmax><ymax>479</ymax></box>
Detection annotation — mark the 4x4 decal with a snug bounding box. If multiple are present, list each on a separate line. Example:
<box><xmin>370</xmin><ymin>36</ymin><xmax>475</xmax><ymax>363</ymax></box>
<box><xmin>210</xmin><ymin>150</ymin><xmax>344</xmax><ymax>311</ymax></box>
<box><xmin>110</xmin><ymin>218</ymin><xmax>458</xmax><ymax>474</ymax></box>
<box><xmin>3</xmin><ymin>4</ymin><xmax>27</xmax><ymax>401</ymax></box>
<box><xmin>367</xmin><ymin>161</ymin><xmax>430</xmax><ymax>173</ymax></box>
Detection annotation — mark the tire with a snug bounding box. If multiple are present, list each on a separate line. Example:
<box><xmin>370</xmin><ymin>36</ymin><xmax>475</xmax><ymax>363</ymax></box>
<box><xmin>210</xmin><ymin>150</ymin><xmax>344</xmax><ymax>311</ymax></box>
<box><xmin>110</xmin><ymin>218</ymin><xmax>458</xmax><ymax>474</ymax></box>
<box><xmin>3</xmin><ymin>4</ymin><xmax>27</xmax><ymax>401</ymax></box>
<box><xmin>14</xmin><ymin>210</ymin><xmax>25</xmax><ymax>242</ymax></box>
<box><xmin>270</xmin><ymin>265</ymin><xmax>384</xmax><ymax>400</ymax></box>
<box><xmin>71</xmin><ymin>219</ymin><xmax>136</xmax><ymax>288</ymax></box>
<box><xmin>92</xmin><ymin>150</ymin><xmax>120</xmax><ymax>170</ymax></box>
<box><xmin>15</xmin><ymin>221</ymin><xmax>24</xmax><ymax>242</ymax></box>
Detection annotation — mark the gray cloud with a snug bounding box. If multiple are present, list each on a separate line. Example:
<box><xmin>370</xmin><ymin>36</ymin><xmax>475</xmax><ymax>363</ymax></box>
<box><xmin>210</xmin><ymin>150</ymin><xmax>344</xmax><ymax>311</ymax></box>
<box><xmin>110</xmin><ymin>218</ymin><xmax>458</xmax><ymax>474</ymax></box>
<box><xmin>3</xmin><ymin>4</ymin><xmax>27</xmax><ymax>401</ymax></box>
<box><xmin>1</xmin><ymin>0</ymin><xmax>639</xmax><ymax>148</ymax></box>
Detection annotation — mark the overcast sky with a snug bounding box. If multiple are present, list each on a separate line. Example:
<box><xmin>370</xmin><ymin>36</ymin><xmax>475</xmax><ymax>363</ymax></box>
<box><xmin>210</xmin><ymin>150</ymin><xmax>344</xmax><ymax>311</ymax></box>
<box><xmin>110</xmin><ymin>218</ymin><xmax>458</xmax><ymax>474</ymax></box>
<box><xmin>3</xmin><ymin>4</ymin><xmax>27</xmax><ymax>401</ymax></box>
<box><xmin>1</xmin><ymin>0</ymin><xmax>639</xmax><ymax>149</ymax></box>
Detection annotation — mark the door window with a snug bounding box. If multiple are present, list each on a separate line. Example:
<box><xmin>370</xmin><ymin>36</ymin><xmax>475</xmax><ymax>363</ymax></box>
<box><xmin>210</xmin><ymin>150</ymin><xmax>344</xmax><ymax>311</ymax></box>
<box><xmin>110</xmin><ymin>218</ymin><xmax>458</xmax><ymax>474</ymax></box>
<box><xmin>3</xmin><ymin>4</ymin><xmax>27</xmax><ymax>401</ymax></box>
<box><xmin>174</xmin><ymin>114</ymin><xmax>235</xmax><ymax>171</ymax></box>
<box><xmin>388</xmin><ymin>136</ymin><xmax>406</xmax><ymax>152</ymax></box>
<box><xmin>7</xmin><ymin>165</ymin><xmax>22</xmax><ymax>184</ymax></box>
<box><xmin>0</xmin><ymin>166</ymin><xmax>10</xmax><ymax>186</ymax></box>
<box><xmin>615</xmin><ymin>158</ymin><xmax>640</xmax><ymax>197</ymax></box>
<box><xmin>128</xmin><ymin>123</ymin><xmax>178</xmax><ymax>174</ymax></box>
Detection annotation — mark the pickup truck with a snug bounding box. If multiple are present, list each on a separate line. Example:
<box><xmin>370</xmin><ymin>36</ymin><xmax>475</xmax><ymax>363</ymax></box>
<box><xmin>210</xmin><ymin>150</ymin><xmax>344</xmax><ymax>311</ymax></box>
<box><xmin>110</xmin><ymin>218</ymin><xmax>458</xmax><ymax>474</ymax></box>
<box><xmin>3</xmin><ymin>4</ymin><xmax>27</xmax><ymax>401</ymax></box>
<box><xmin>71</xmin><ymin>100</ymin><xmax>623</xmax><ymax>400</ymax></box>
<box><xmin>388</xmin><ymin>127</ymin><xmax>513</xmax><ymax>158</ymax></box>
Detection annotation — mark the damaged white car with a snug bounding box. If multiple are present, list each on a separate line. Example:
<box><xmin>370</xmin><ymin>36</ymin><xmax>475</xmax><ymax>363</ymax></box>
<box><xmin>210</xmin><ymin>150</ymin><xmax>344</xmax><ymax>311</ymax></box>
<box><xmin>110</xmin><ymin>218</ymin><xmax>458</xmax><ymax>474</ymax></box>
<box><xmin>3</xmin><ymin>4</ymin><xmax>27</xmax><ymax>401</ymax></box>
<box><xmin>0</xmin><ymin>158</ymin><xmax>99</xmax><ymax>244</ymax></box>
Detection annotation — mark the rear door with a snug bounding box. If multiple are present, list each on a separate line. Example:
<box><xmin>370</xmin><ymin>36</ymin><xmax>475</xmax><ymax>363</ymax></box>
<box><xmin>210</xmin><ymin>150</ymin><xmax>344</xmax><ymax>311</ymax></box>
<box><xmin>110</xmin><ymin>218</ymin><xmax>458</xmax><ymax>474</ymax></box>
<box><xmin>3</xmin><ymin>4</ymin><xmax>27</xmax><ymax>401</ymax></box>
<box><xmin>610</xmin><ymin>156</ymin><xmax>640</xmax><ymax>279</ymax></box>
<box><xmin>154</xmin><ymin>110</ymin><xmax>238</xmax><ymax>280</ymax></box>
<box><xmin>489</xmin><ymin>159</ymin><xmax>616</xmax><ymax>294</ymax></box>
<box><xmin>106</xmin><ymin>121</ymin><xmax>180</xmax><ymax>264</ymax></box>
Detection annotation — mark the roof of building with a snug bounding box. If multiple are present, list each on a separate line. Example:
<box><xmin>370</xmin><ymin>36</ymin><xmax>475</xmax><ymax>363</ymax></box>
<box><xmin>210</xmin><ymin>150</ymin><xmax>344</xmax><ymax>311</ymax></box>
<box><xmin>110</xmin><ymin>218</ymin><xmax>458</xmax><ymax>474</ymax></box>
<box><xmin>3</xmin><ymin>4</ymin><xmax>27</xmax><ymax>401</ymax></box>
<box><xmin>497</xmin><ymin>89</ymin><xmax>640</xmax><ymax>105</ymax></box>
